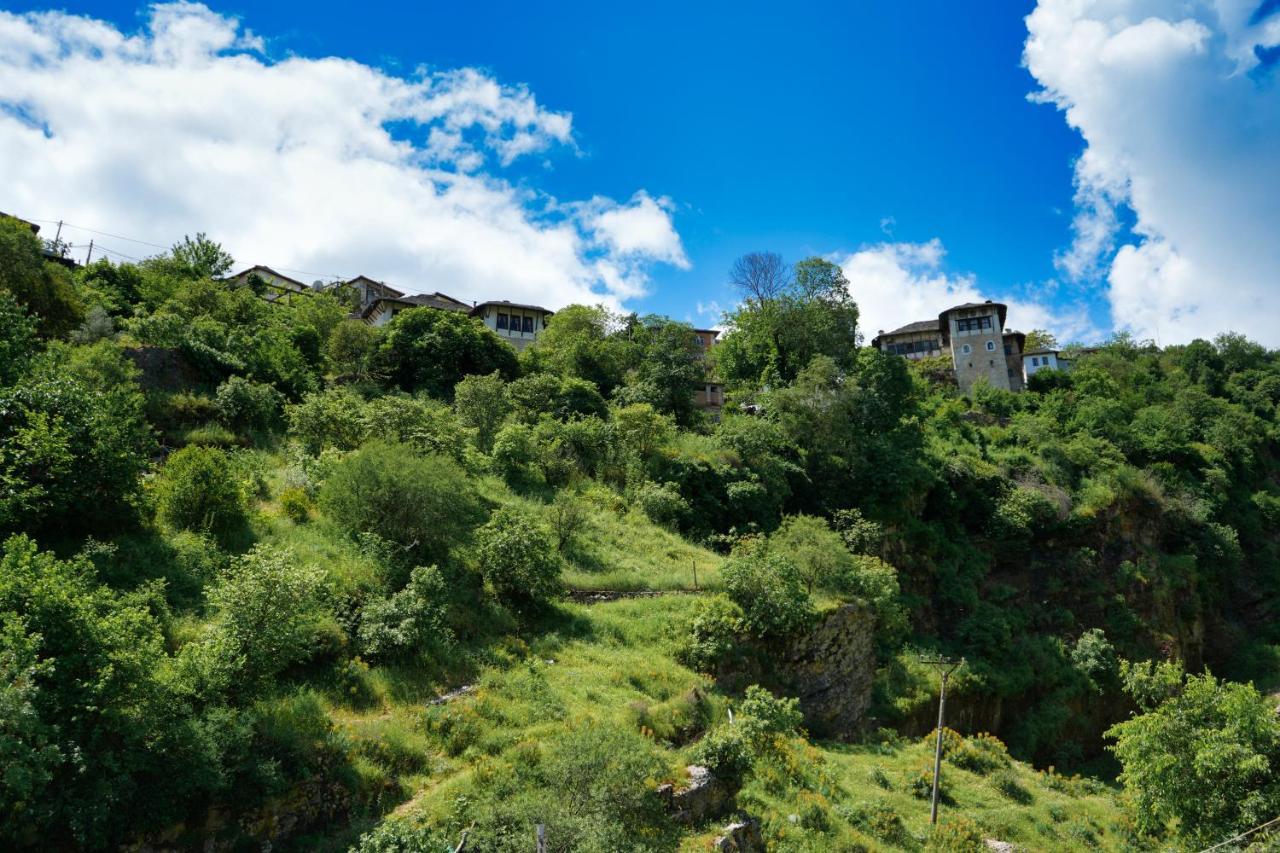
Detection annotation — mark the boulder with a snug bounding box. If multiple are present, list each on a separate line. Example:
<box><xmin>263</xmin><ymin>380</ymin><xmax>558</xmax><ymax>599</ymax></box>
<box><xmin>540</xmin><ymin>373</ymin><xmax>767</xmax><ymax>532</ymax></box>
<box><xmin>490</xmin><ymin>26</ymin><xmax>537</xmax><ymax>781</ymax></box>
<box><xmin>658</xmin><ymin>765</ymin><xmax>732</xmax><ymax>825</ymax></box>
<box><xmin>714</xmin><ymin>819</ymin><xmax>765</xmax><ymax>852</ymax></box>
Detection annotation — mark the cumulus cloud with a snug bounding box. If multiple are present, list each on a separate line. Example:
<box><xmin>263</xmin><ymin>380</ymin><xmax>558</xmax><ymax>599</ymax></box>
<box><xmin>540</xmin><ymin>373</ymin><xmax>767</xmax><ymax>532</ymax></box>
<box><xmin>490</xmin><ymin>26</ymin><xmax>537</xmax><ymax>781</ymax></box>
<box><xmin>1025</xmin><ymin>0</ymin><xmax>1280</xmax><ymax>345</ymax></box>
<box><xmin>837</xmin><ymin>239</ymin><xmax>1096</xmax><ymax>343</ymax></box>
<box><xmin>0</xmin><ymin>3</ymin><xmax>686</xmax><ymax>308</ymax></box>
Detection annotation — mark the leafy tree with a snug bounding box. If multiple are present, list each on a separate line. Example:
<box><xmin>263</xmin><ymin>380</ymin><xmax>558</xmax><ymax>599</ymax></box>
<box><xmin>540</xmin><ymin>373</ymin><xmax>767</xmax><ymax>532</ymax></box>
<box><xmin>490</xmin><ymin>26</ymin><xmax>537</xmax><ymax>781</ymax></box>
<box><xmin>206</xmin><ymin>546</ymin><xmax>326</xmax><ymax>691</ymax></box>
<box><xmin>0</xmin><ymin>375</ymin><xmax>152</xmax><ymax>534</ymax></box>
<box><xmin>1023</xmin><ymin>329</ymin><xmax>1059</xmax><ymax>351</ymax></box>
<box><xmin>474</xmin><ymin>507</ymin><xmax>560</xmax><ymax>605</ymax></box>
<box><xmin>0</xmin><ymin>293</ymin><xmax>37</xmax><ymax>386</ymax></box>
<box><xmin>286</xmin><ymin>387</ymin><xmax>368</xmax><ymax>453</ymax></box>
<box><xmin>374</xmin><ymin>307</ymin><xmax>519</xmax><ymax>398</ymax></box>
<box><xmin>672</xmin><ymin>595</ymin><xmax>744</xmax><ymax>672</ymax></box>
<box><xmin>169</xmin><ymin>233</ymin><xmax>234</xmax><ymax>279</ymax></box>
<box><xmin>717</xmin><ymin>253</ymin><xmax>858</xmax><ymax>387</ymax></box>
<box><xmin>770</xmin><ymin>514</ymin><xmax>854</xmax><ymax>593</ymax></box>
<box><xmin>357</xmin><ymin>564</ymin><xmax>452</xmax><ymax>661</ymax></box>
<box><xmin>361</xmin><ymin>394</ymin><xmax>468</xmax><ymax>461</ymax></box>
<box><xmin>319</xmin><ymin>441</ymin><xmax>480</xmax><ymax>569</ymax></box>
<box><xmin>1108</xmin><ymin>668</ymin><xmax>1280</xmax><ymax>846</ymax></box>
<box><xmin>327</xmin><ymin>318</ymin><xmax>382</xmax><ymax>379</ymax></box>
<box><xmin>69</xmin><ymin>305</ymin><xmax>116</xmax><ymax>344</ymax></box>
<box><xmin>214</xmin><ymin>376</ymin><xmax>283</xmax><ymax>433</ymax></box>
<box><xmin>720</xmin><ymin>539</ymin><xmax>813</xmax><ymax>638</ymax></box>
<box><xmin>614</xmin><ymin>317</ymin><xmax>705</xmax><ymax>426</ymax></box>
<box><xmin>524</xmin><ymin>303</ymin><xmax>629</xmax><ymax>395</ymax></box>
<box><xmin>153</xmin><ymin>445</ymin><xmax>247</xmax><ymax>541</ymax></box>
<box><xmin>454</xmin><ymin>370</ymin><xmax>511</xmax><ymax>453</ymax></box>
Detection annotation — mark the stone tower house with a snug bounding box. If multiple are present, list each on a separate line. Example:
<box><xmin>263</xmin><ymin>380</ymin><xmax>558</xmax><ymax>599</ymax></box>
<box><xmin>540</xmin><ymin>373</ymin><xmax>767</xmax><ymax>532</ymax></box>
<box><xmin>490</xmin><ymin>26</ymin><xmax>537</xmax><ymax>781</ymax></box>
<box><xmin>939</xmin><ymin>301</ymin><xmax>1011</xmax><ymax>392</ymax></box>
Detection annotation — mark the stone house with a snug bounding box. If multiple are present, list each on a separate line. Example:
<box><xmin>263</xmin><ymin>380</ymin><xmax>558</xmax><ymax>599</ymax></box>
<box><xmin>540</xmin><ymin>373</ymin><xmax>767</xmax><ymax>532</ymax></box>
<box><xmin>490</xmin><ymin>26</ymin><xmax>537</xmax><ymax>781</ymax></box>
<box><xmin>875</xmin><ymin>300</ymin><xmax>1032</xmax><ymax>393</ymax></box>
<box><xmin>470</xmin><ymin>300</ymin><xmax>553</xmax><ymax>350</ymax></box>
<box><xmin>225</xmin><ymin>265</ymin><xmax>311</xmax><ymax>305</ymax></box>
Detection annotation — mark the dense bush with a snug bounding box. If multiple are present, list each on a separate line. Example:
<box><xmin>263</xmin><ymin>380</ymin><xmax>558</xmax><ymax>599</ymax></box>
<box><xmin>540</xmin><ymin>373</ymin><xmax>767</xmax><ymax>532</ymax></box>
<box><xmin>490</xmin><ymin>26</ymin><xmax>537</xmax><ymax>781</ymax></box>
<box><xmin>153</xmin><ymin>445</ymin><xmax>247</xmax><ymax>540</ymax></box>
<box><xmin>357</xmin><ymin>564</ymin><xmax>452</xmax><ymax>661</ymax></box>
<box><xmin>0</xmin><ymin>374</ymin><xmax>152</xmax><ymax>535</ymax></box>
<box><xmin>720</xmin><ymin>541</ymin><xmax>813</xmax><ymax>639</ymax></box>
<box><xmin>319</xmin><ymin>441</ymin><xmax>480</xmax><ymax>570</ymax></box>
<box><xmin>672</xmin><ymin>595</ymin><xmax>743</xmax><ymax>672</ymax></box>
<box><xmin>374</xmin><ymin>308</ymin><xmax>519</xmax><ymax>398</ymax></box>
<box><xmin>214</xmin><ymin>375</ymin><xmax>283</xmax><ymax>433</ymax></box>
<box><xmin>474</xmin><ymin>507</ymin><xmax>560</xmax><ymax>605</ymax></box>
<box><xmin>769</xmin><ymin>514</ymin><xmax>854</xmax><ymax>593</ymax></box>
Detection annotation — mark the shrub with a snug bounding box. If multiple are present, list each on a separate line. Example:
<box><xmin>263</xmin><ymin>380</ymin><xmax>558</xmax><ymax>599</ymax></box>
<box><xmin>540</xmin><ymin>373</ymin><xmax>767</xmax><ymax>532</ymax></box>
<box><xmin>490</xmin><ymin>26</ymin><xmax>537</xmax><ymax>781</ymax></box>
<box><xmin>286</xmin><ymin>387</ymin><xmax>367</xmax><ymax>453</ymax></box>
<box><xmin>951</xmin><ymin>732</ymin><xmax>1011</xmax><ymax>775</ymax></box>
<box><xmin>206</xmin><ymin>545</ymin><xmax>326</xmax><ymax>692</ymax></box>
<box><xmin>319</xmin><ymin>441</ymin><xmax>480</xmax><ymax>569</ymax></box>
<box><xmin>991</xmin><ymin>768</ymin><xmax>1032</xmax><ymax>804</ymax></box>
<box><xmin>690</xmin><ymin>724</ymin><xmax>753</xmax><ymax>789</ymax></box>
<box><xmin>0</xmin><ymin>375</ymin><xmax>152</xmax><ymax>534</ymax></box>
<box><xmin>362</xmin><ymin>394</ymin><xmax>467</xmax><ymax>461</ymax></box>
<box><xmin>769</xmin><ymin>514</ymin><xmax>854</xmax><ymax>593</ymax></box>
<box><xmin>374</xmin><ymin>307</ymin><xmax>519</xmax><ymax>398</ymax></box>
<box><xmin>153</xmin><ymin>445</ymin><xmax>247</xmax><ymax>540</ymax></box>
<box><xmin>672</xmin><ymin>595</ymin><xmax>743</xmax><ymax>672</ymax></box>
<box><xmin>453</xmin><ymin>370</ymin><xmax>511</xmax><ymax>453</ymax></box>
<box><xmin>548</xmin><ymin>491</ymin><xmax>589</xmax><ymax>553</ymax></box>
<box><xmin>357</xmin><ymin>564</ymin><xmax>452</xmax><ymax>661</ymax></box>
<box><xmin>474</xmin><ymin>507</ymin><xmax>560</xmax><ymax>605</ymax></box>
<box><xmin>0</xmin><ymin>290</ymin><xmax>37</xmax><ymax>385</ymax></box>
<box><xmin>737</xmin><ymin>684</ymin><xmax>804</xmax><ymax>755</ymax></box>
<box><xmin>491</xmin><ymin>421</ymin><xmax>537</xmax><ymax>484</ymax></box>
<box><xmin>214</xmin><ymin>375</ymin><xmax>283</xmax><ymax>433</ymax></box>
<box><xmin>632</xmin><ymin>480</ymin><xmax>689</xmax><ymax>530</ymax></box>
<box><xmin>720</xmin><ymin>541</ymin><xmax>813</xmax><ymax>639</ymax></box>
<box><xmin>279</xmin><ymin>486</ymin><xmax>312</xmax><ymax>523</ymax></box>
<box><xmin>179</xmin><ymin>423</ymin><xmax>239</xmax><ymax>447</ymax></box>
<box><xmin>925</xmin><ymin>816</ymin><xmax>985</xmax><ymax>851</ymax></box>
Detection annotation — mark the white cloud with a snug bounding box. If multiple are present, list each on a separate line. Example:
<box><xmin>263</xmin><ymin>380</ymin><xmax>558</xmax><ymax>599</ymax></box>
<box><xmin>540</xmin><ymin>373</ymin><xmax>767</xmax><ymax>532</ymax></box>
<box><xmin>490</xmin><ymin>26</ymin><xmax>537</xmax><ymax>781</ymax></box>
<box><xmin>0</xmin><ymin>4</ymin><xmax>686</xmax><ymax>309</ymax></box>
<box><xmin>837</xmin><ymin>239</ymin><xmax>1096</xmax><ymax>343</ymax></box>
<box><xmin>1025</xmin><ymin>0</ymin><xmax>1280</xmax><ymax>345</ymax></box>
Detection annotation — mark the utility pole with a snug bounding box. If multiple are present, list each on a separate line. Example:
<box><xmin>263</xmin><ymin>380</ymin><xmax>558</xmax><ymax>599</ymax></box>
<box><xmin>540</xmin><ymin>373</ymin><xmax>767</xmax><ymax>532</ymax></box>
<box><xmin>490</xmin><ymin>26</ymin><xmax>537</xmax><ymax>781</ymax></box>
<box><xmin>84</xmin><ymin>239</ymin><xmax>94</xmax><ymax>264</ymax></box>
<box><xmin>692</xmin><ymin>559</ymin><xmax>698</xmax><ymax>590</ymax></box>
<box><xmin>921</xmin><ymin>655</ymin><xmax>964</xmax><ymax>825</ymax></box>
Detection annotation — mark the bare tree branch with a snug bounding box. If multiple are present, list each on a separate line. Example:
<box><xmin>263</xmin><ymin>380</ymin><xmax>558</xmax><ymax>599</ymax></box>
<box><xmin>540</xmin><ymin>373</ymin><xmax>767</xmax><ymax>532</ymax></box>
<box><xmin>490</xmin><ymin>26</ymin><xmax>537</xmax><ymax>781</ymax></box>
<box><xmin>728</xmin><ymin>251</ymin><xmax>791</xmax><ymax>305</ymax></box>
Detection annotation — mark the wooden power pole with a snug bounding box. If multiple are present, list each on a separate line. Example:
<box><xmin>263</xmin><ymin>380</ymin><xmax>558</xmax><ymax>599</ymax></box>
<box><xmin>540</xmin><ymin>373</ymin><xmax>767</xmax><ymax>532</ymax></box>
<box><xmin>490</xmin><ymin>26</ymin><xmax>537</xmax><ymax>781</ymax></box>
<box><xmin>921</xmin><ymin>655</ymin><xmax>964</xmax><ymax>825</ymax></box>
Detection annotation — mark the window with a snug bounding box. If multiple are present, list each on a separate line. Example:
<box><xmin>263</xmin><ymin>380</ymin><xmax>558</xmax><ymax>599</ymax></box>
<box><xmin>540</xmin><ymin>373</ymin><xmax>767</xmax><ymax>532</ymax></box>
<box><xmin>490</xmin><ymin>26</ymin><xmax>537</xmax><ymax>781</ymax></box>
<box><xmin>986</xmin><ymin>341</ymin><xmax>996</xmax><ymax>352</ymax></box>
<box><xmin>956</xmin><ymin>315</ymin><xmax>993</xmax><ymax>333</ymax></box>
<box><xmin>1031</xmin><ymin>356</ymin><xmax>1039</xmax><ymax>366</ymax></box>
<box><xmin>496</xmin><ymin>313</ymin><xmax>509</xmax><ymax>330</ymax></box>
<box><xmin>522</xmin><ymin>315</ymin><xmax>535</xmax><ymax>333</ymax></box>
<box><xmin>1004</xmin><ymin>344</ymin><xmax>1012</xmax><ymax>355</ymax></box>
<box><xmin>962</xmin><ymin>344</ymin><xmax>972</xmax><ymax>354</ymax></box>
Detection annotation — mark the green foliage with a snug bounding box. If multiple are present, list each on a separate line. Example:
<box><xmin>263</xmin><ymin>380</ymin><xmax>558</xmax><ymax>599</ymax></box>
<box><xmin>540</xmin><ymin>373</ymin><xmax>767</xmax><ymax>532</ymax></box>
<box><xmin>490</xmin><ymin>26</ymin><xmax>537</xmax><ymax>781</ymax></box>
<box><xmin>214</xmin><ymin>375</ymin><xmax>283</xmax><ymax>433</ymax></box>
<box><xmin>453</xmin><ymin>370</ymin><xmax>511</xmax><ymax>453</ymax></box>
<box><xmin>0</xmin><ymin>374</ymin><xmax>152</xmax><ymax>534</ymax></box>
<box><xmin>632</xmin><ymin>480</ymin><xmax>689</xmax><ymax>530</ymax></box>
<box><xmin>720</xmin><ymin>539</ymin><xmax>814</xmax><ymax>639</ymax></box>
<box><xmin>925</xmin><ymin>816</ymin><xmax>985</xmax><ymax>851</ymax></box>
<box><xmin>613</xmin><ymin>317</ymin><xmax>706</xmax><ymax>426</ymax></box>
<box><xmin>374</xmin><ymin>307</ymin><xmax>519</xmax><ymax>398</ymax></box>
<box><xmin>205</xmin><ymin>546</ymin><xmax>326</xmax><ymax>692</ymax></box>
<box><xmin>327</xmin><ymin>318</ymin><xmax>382</xmax><ymax>379</ymax></box>
<box><xmin>319</xmin><ymin>441</ymin><xmax>480</xmax><ymax>568</ymax></box>
<box><xmin>671</xmin><ymin>595</ymin><xmax>743</xmax><ymax>671</ymax></box>
<box><xmin>357</xmin><ymin>564</ymin><xmax>452</xmax><ymax>661</ymax></box>
<box><xmin>0</xmin><ymin>292</ymin><xmax>37</xmax><ymax>385</ymax></box>
<box><xmin>1108</xmin><ymin>668</ymin><xmax>1280</xmax><ymax>846</ymax></box>
<box><xmin>690</xmin><ymin>723</ymin><xmax>754</xmax><ymax>789</ymax></box>
<box><xmin>169</xmin><ymin>233</ymin><xmax>234</xmax><ymax>278</ymax></box>
<box><xmin>153</xmin><ymin>445</ymin><xmax>248</xmax><ymax>540</ymax></box>
<box><xmin>475</xmin><ymin>507</ymin><xmax>560</xmax><ymax>605</ymax></box>
<box><xmin>279</xmin><ymin>486</ymin><xmax>312</xmax><ymax>523</ymax></box>
<box><xmin>548</xmin><ymin>490</ymin><xmax>589</xmax><ymax>552</ymax></box>
<box><xmin>770</xmin><ymin>514</ymin><xmax>854</xmax><ymax>593</ymax></box>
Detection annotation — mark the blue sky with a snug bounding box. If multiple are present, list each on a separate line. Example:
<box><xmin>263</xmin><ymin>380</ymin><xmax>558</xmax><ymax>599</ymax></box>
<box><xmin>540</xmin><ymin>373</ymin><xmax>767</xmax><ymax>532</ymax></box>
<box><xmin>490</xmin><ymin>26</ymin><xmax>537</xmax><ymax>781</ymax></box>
<box><xmin>2</xmin><ymin>1</ymin><xmax>1277</xmax><ymax>344</ymax></box>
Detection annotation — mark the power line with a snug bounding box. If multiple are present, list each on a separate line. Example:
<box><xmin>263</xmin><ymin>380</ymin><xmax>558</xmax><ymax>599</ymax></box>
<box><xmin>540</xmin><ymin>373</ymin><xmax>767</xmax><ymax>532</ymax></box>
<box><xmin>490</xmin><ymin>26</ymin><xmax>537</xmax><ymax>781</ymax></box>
<box><xmin>33</xmin><ymin>217</ymin><xmax>351</xmax><ymax>281</ymax></box>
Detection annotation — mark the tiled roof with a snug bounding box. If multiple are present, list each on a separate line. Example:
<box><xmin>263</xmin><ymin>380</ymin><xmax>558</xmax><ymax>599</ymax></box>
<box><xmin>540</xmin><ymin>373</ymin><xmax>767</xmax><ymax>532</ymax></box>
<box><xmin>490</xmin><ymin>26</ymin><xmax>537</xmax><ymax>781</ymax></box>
<box><xmin>880</xmin><ymin>319</ymin><xmax>940</xmax><ymax>337</ymax></box>
<box><xmin>470</xmin><ymin>300</ymin><xmax>553</xmax><ymax>316</ymax></box>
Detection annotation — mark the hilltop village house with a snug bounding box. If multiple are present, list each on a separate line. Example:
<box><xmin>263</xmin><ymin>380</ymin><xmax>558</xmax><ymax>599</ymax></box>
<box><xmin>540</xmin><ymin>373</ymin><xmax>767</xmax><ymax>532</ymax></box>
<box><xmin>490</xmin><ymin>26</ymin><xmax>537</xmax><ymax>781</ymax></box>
<box><xmin>226</xmin><ymin>265</ymin><xmax>312</xmax><ymax>305</ymax></box>
<box><xmin>873</xmin><ymin>301</ymin><xmax>1040</xmax><ymax>392</ymax></box>
<box><xmin>471</xmin><ymin>301</ymin><xmax>555</xmax><ymax>351</ymax></box>
<box><xmin>692</xmin><ymin>328</ymin><xmax>725</xmax><ymax>416</ymax></box>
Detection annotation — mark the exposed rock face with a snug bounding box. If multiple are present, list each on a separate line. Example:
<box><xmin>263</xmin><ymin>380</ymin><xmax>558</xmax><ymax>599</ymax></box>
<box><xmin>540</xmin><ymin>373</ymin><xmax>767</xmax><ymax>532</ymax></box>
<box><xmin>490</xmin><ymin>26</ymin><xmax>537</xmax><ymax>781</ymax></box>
<box><xmin>715</xmin><ymin>819</ymin><xmax>765</xmax><ymax>852</ymax></box>
<box><xmin>778</xmin><ymin>603</ymin><xmax>876</xmax><ymax>738</ymax></box>
<box><xmin>658</xmin><ymin>765</ymin><xmax>732</xmax><ymax>825</ymax></box>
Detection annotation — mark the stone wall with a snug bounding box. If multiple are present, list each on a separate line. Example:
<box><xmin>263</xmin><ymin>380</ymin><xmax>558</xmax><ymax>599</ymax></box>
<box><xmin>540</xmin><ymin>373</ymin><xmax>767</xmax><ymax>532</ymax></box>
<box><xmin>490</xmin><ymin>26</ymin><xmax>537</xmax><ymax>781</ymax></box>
<box><xmin>777</xmin><ymin>603</ymin><xmax>877</xmax><ymax>739</ymax></box>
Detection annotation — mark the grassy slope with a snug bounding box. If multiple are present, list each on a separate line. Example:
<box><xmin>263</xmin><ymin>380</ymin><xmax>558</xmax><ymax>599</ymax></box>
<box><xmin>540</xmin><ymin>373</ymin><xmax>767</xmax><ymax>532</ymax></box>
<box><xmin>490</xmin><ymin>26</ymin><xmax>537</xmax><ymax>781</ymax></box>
<box><xmin>245</xmin><ymin>458</ymin><xmax>1130</xmax><ymax>850</ymax></box>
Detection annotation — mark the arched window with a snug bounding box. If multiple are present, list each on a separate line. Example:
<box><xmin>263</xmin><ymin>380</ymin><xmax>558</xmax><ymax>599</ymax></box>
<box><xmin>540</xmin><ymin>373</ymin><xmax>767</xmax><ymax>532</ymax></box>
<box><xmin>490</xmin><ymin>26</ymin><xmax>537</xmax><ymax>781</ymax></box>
<box><xmin>961</xmin><ymin>344</ymin><xmax>972</xmax><ymax>354</ymax></box>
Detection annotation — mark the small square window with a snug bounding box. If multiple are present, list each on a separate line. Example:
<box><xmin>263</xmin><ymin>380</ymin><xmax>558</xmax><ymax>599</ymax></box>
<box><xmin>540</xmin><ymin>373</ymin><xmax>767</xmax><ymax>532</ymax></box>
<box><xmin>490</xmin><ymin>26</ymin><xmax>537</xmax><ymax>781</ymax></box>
<box><xmin>962</xmin><ymin>344</ymin><xmax>972</xmax><ymax>354</ymax></box>
<box><xmin>986</xmin><ymin>341</ymin><xmax>996</xmax><ymax>352</ymax></box>
<box><xmin>496</xmin><ymin>313</ymin><xmax>509</xmax><ymax>330</ymax></box>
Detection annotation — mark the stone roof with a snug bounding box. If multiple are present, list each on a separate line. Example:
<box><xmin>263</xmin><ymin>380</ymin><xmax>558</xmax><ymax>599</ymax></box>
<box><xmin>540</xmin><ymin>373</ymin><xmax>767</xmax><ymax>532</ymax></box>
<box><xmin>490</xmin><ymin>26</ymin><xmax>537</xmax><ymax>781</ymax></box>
<box><xmin>871</xmin><ymin>319</ymin><xmax>940</xmax><ymax>348</ymax></box>
<box><xmin>939</xmin><ymin>300</ymin><xmax>1008</xmax><ymax>344</ymax></box>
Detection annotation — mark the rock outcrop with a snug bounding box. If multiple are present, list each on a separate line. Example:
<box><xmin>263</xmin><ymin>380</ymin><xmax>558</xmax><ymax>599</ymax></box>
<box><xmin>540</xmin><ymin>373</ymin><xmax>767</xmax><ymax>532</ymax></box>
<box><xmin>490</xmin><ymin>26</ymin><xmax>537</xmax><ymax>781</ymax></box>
<box><xmin>778</xmin><ymin>602</ymin><xmax>876</xmax><ymax>738</ymax></box>
<box><xmin>714</xmin><ymin>818</ymin><xmax>765</xmax><ymax>851</ymax></box>
<box><xmin>659</xmin><ymin>765</ymin><xmax>732</xmax><ymax>825</ymax></box>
